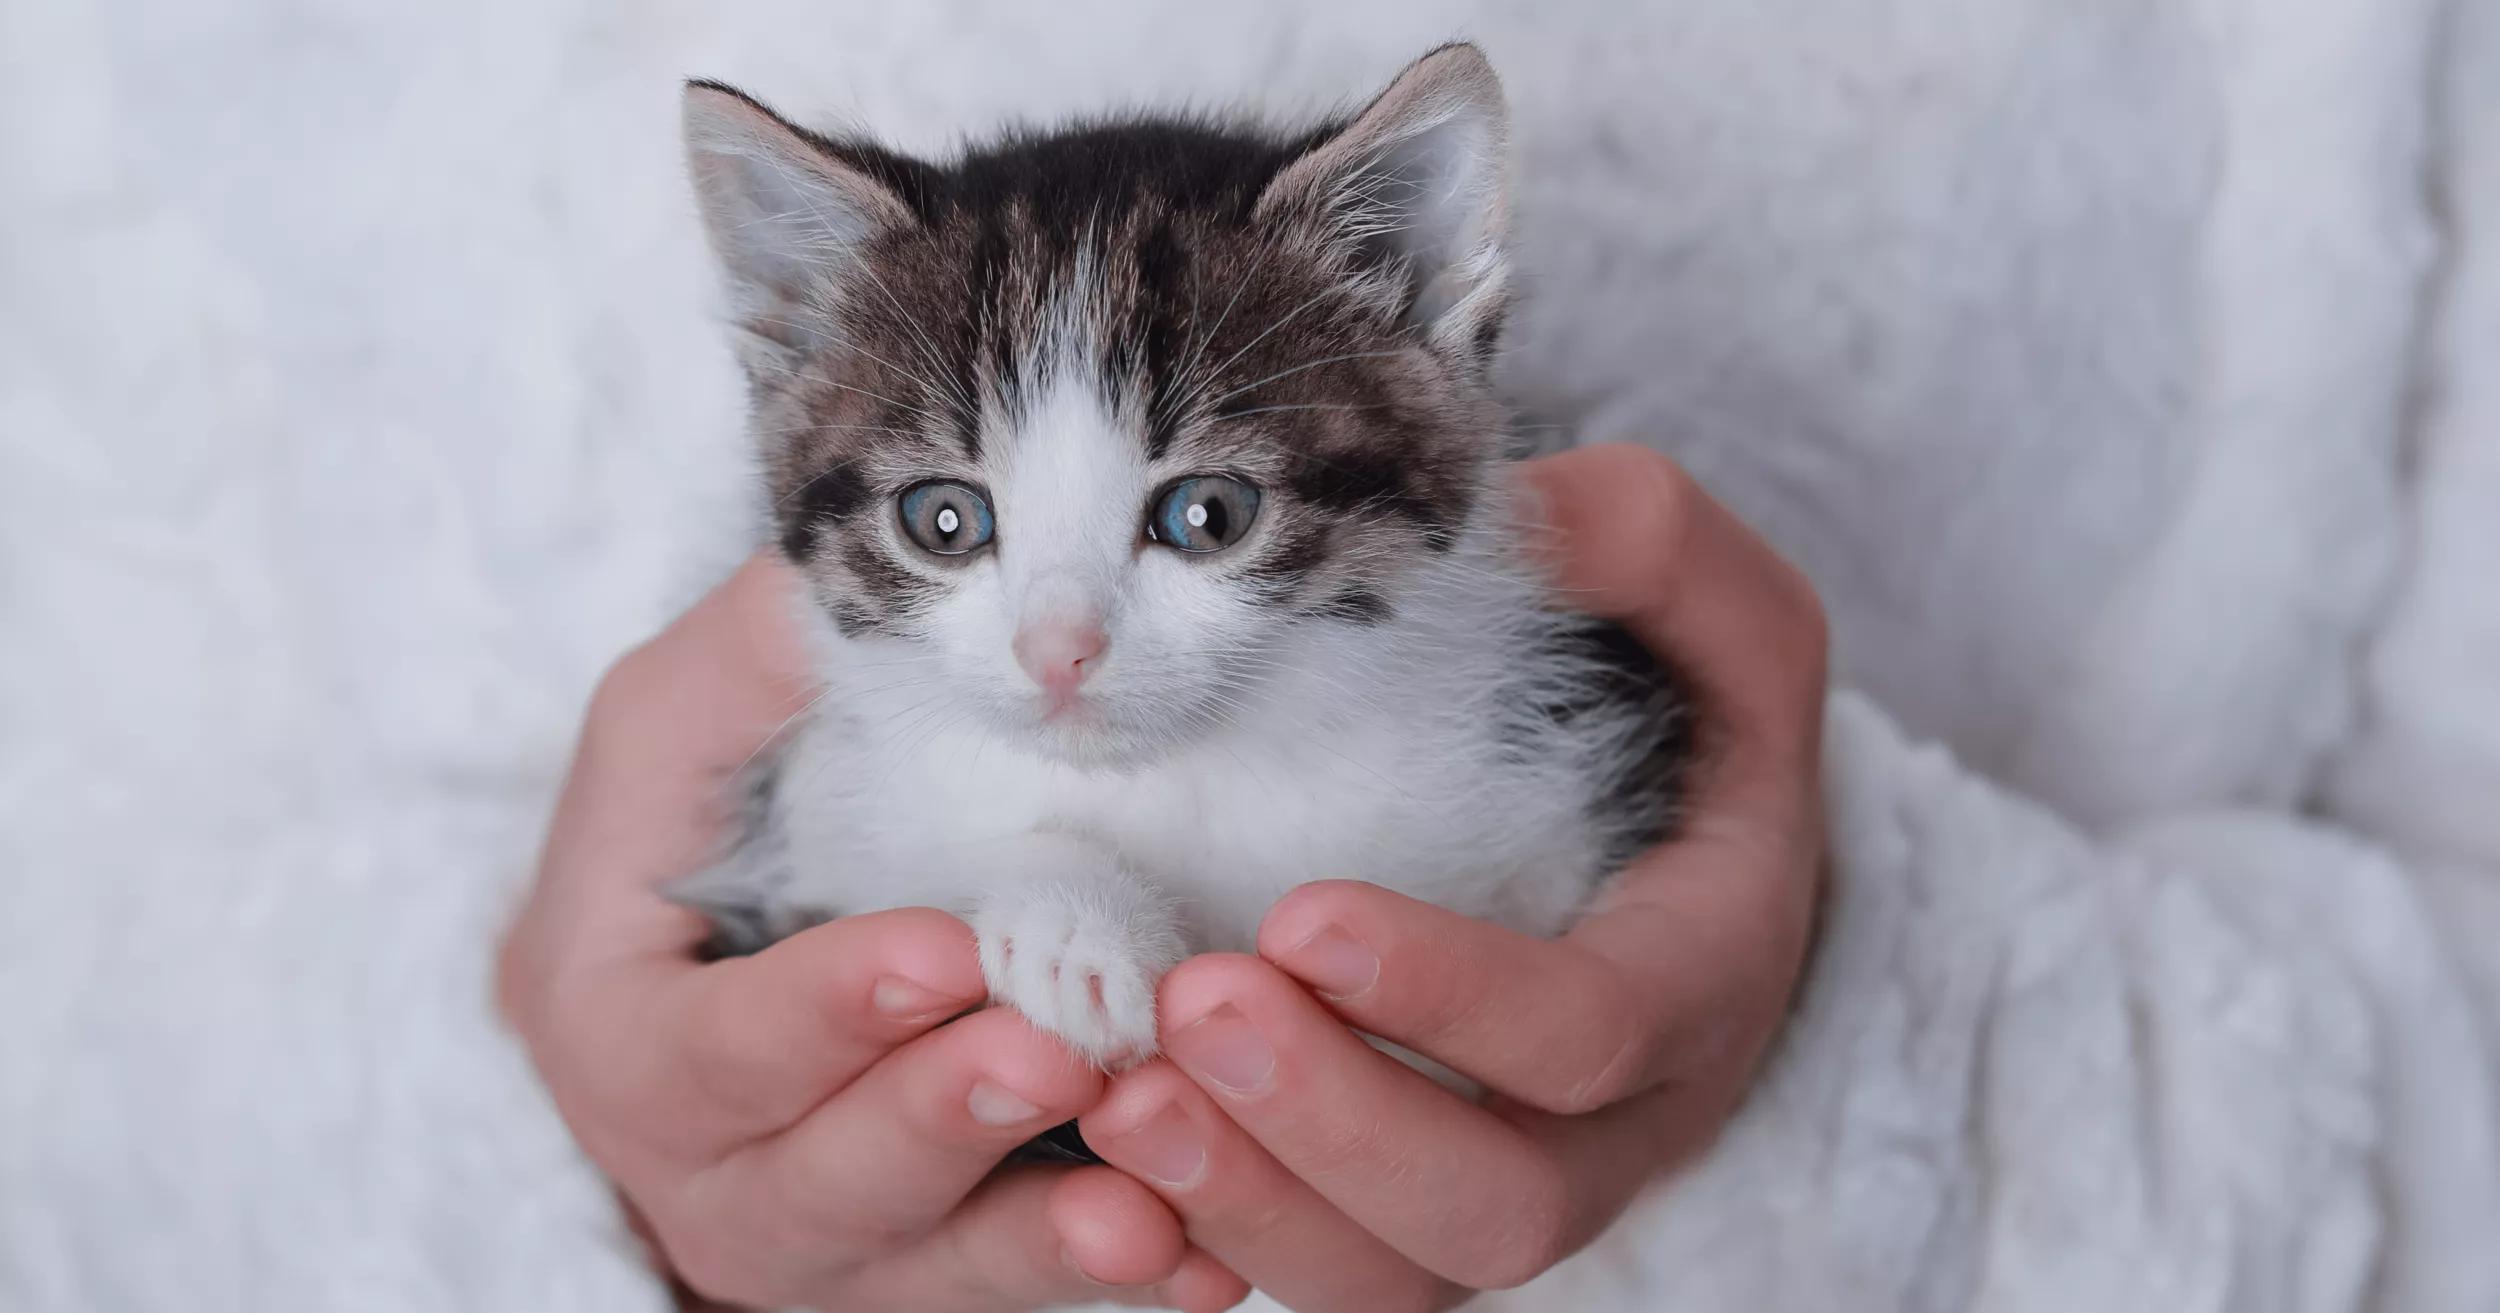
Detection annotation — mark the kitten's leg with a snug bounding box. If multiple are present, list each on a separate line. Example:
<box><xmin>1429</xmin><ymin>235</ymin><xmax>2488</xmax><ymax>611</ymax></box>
<box><xmin>970</xmin><ymin>832</ymin><xmax>1187</xmax><ymax>1068</ymax></box>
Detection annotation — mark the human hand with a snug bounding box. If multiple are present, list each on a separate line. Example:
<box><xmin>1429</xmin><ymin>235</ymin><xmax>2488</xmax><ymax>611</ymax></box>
<box><xmin>1072</xmin><ymin>444</ymin><xmax>1829</xmax><ymax>1311</ymax></box>
<box><xmin>497</xmin><ymin>557</ymin><xmax>1249</xmax><ymax>1312</ymax></box>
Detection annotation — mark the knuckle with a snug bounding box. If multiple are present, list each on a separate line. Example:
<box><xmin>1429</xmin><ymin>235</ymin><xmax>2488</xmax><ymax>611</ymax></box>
<box><xmin>1530</xmin><ymin>967</ymin><xmax>1650</xmax><ymax>1116</ymax></box>
<box><xmin>579</xmin><ymin>646</ymin><xmax>669</xmax><ymax>758</ymax></box>
<box><xmin>1615</xmin><ymin>444</ymin><xmax>1698</xmax><ymax>528</ymax></box>
<box><xmin>684</xmin><ymin>1039</ymin><xmax>775</xmax><ymax>1129</ymax></box>
<box><xmin>1762</xmin><ymin>557</ymin><xmax>1832</xmax><ymax>700</ymax></box>
<box><xmin>586</xmin><ymin>645</ymin><xmax>659</xmax><ymax>723</ymax></box>
<box><xmin>1377</xmin><ymin>1272</ymin><xmax>1467</xmax><ymax>1313</ymax></box>
<box><xmin>1404</xmin><ymin>939</ymin><xmax>1487</xmax><ymax>1044</ymax></box>
<box><xmin>1463</xmin><ymin>1161</ymin><xmax>1574</xmax><ymax>1289</ymax></box>
<box><xmin>1779</xmin><ymin>559</ymin><xmax>1830</xmax><ymax>651</ymax></box>
<box><xmin>1208</xmin><ymin>1188</ymin><xmax>1297</xmax><ymax>1245</ymax></box>
<box><xmin>764</xmin><ymin>1151</ymin><xmax>881</xmax><ymax>1244</ymax></box>
<box><xmin>653</xmin><ymin>1218</ymin><xmax>770</xmax><ymax>1305</ymax></box>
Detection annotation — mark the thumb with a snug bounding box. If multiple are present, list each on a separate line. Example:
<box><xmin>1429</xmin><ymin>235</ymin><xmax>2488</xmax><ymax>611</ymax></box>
<box><xmin>512</xmin><ymin>553</ymin><xmax>820</xmax><ymax>997</ymax></box>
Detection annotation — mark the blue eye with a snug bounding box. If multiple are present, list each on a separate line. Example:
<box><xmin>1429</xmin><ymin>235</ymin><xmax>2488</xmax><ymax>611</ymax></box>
<box><xmin>1149</xmin><ymin>476</ymin><xmax>1261</xmax><ymax>553</ymax></box>
<box><xmin>898</xmin><ymin>481</ymin><xmax>995</xmax><ymax>555</ymax></box>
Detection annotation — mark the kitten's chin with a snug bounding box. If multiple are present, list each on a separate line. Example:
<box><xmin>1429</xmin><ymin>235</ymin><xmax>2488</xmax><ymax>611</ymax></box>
<box><xmin>1000</xmin><ymin>701</ymin><xmax>1215</xmax><ymax>774</ymax></box>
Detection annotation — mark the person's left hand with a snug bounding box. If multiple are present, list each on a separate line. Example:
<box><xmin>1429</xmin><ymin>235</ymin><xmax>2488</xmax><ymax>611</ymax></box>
<box><xmin>1074</xmin><ymin>444</ymin><xmax>1829</xmax><ymax>1311</ymax></box>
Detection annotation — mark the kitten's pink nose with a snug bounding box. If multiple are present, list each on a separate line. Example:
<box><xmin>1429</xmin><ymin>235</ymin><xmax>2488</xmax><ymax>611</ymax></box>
<box><xmin>1014</xmin><ymin>620</ymin><xmax>1109</xmax><ymax>702</ymax></box>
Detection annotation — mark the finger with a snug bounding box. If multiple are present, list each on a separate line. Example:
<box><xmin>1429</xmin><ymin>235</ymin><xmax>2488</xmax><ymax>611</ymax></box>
<box><xmin>540</xmin><ymin>908</ymin><xmax>985</xmax><ymax>1168</ymax></box>
<box><xmin>1507</xmin><ymin>1079</ymin><xmax>1742</xmax><ymax>1232</ymax></box>
<box><xmin>685</xmin><ymin>1007</ymin><xmax>1107</xmax><ymax>1268</ymax></box>
<box><xmin>631</xmin><ymin>907</ymin><xmax>987</xmax><ymax>1142</ymax></box>
<box><xmin>1516</xmin><ymin>444</ymin><xmax>1825</xmax><ymax>812</ymax></box>
<box><xmin>1161</xmin><ymin>1251</ymin><xmax>1257</xmax><ymax>1313</ymax></box>
<box><xmin>792</xmin><ymin>1167</ymin><xmax>1190</xmax><ymax>1313</ymax></box>
<box><xmin>1257</xmin><ymin>880</ymin><xmax>1722</xmax><ymax>1115</ymax></box>
<box><xmin>503</xmin><ymin>554</ymin><xmax>820</xmax><ymax>1044</ymax></box>
<box><xmin>1515</xmin><ymin>446</ymin><xmax>1826</xmax><ymax>1092</ymax></box>
<box><xmin>1050</xmin><ymin>1167</ymin><xmax>1193</xmax><ymax>1287</ymax></box>
<box><xmin>582</xmin><ymin>551</ymin><xmax>821</xmax><ymax>787</ymax></box>
<box><xmin>1254</xmin><ymin>866</ymin><xmax>1809</xmax><ymax>1120</ymax></box>
<box><xmin>1254</xmin><ymin>887</ymin><xmax>1760</xmax><ymax>1268</ymax></box>
<box><xmin>1048</xmin><ymin>1169</ymin><xmax>1254</xmax><ymax>1311</ymax></box>
<box><xmin>1154</xmin><ymin>955</ymin><xmax>1576</xmax><ymax>1291</ymax></box>
<box><xmin>536</xmin><ymin>553</ymin><xmax>819</xmax><ymax>922</ymax></box>
<box><xmin>1082</xmin><ymin>1060</ymin><xmax>1456</xmax><ymax>1313</ymax></box>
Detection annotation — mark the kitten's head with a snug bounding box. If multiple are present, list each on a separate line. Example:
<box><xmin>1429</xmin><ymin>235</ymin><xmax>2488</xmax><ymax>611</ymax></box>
<box><xmin>685</xmin><ymin>44</ymin><xmax>1512</xmax><ymax>768</ymax></box>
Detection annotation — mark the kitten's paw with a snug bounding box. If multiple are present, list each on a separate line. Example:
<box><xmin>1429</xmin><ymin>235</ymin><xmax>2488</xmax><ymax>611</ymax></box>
<box><xmin>971</xmin><ymin>838</ymin><xmax>1186</xmax><ymax>1068</ymax></box>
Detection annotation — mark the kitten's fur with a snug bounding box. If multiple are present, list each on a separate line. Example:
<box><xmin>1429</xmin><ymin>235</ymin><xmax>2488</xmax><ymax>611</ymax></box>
<box><xmin>674</xmin><ymin>44</ymin><xmax>1691</xmax><ymax>1066</ymax></box>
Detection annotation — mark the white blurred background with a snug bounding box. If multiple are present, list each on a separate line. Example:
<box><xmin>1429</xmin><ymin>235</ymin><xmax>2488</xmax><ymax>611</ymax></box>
<box><xmin>3</xmin><ymin>2</ymin><xmax>2495</xmax><ymax>1310</ymax></box>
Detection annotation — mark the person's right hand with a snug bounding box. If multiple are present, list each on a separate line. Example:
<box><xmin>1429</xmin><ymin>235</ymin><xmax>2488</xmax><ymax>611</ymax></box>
<box><xmin>496</xmin><ymin>555</ymin><xmax>1249</xmax><ymax>1312</ymax></box>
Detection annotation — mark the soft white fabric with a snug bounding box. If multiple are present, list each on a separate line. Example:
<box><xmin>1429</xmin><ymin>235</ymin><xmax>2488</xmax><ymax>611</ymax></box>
<box><xmin>2324</xmin><ymin>0</ymin><xmax>2500</xmax><ymax>870</ymax></box>
<box><xmin>1464</xmin><ymin>698</ymin><xmax>2500</xmax><ymax>1313</ymax></box>
<box><xmin>3</xmin><ymin>1</ymin><xmax>2493</xmax><ymax>1311</ymax></box>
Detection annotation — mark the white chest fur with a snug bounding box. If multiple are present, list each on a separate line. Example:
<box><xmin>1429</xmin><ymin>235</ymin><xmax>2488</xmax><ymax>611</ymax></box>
<box><xmin>759</xmin><ymin>546</ymin><xmax>1621</xmax><ymax>1064</ymax></box>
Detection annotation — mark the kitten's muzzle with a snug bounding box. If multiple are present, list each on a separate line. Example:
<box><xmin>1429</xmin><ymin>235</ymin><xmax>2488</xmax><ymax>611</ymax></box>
<box><xmin>1014</xmin><ymin>618</ymin><xmax>1108</xmax><ymax>713</ymax></box>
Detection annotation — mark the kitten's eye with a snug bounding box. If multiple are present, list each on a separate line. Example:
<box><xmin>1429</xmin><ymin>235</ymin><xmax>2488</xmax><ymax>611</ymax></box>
<box><xmin>898</xmin><ymin>481</ymin><xmax>995</xmax><ymax>556</ymax></box>
<box><xmin>1147</xmin><ymin>476</ymin><xmax>1261</xmax><ymax>554</ymax></box>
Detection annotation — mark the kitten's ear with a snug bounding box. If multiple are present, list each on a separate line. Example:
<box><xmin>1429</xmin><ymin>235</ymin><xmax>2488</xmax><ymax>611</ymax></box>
<box><xmin>1257</xmin><ymin>43</ymin><xmax>1511</xmax><ymax>363</ymax></box>
<box><xmin>682</xmin><ymin>81</ymin><xmax>916</xmax><ymax>377</ymax></box>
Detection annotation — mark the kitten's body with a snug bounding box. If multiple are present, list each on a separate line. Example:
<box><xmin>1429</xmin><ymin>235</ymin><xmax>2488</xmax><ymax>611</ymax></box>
<box><xmin>675</xmin><ymin>45</ymin><xmax>1690</xmax><ymax>1066</ymax></box>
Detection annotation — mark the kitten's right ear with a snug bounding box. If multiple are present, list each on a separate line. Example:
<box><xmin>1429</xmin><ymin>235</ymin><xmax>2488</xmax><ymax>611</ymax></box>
<box><xmin>1256</xmin><ymin>44</ymin><xmax>1511</xmax><ymax>366</ymax></box>
<box><xmin>682</xmin><ymin>81</ymin><xmax>916</xmax><ymax>376</ymax></box>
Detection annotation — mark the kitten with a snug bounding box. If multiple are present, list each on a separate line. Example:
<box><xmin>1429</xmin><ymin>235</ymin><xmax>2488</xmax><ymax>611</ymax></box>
<box><xmin>672</xmin><ymin>43</ymin><xmax>1691</xmax><ymax>1072</ymax></box>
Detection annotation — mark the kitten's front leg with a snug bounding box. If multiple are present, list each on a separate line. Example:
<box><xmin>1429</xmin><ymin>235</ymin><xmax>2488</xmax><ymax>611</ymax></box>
<box><xmin>970</xmin><ymin>832</ymin><xmax>1187</xmax><ymax>1068</ymax></box>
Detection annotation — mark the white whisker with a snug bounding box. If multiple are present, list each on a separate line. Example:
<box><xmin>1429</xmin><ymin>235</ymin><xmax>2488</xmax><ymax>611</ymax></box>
<box><xmin>1206</xmin><ymin>349</ymin><xmax>1406</xmax><ymax>407</ymax></box>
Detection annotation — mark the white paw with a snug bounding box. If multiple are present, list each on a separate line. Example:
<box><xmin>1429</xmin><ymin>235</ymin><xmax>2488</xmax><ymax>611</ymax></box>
<box><xmin>970</xmin><ymin>839</ymin><xmax>1185</xmax><ymax>1068</ymax></box>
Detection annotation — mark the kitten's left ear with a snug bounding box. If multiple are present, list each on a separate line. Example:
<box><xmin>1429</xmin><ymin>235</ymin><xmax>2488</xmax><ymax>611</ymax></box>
<box><xmin>1257</xmin><ymin>43</ymin><xmax>1512</xmax><ymax>364</ymax></box>
<box><xmin>682</xmin><ymin>80</ymin><xmax>919</xmax><ymax>379</ymax></box>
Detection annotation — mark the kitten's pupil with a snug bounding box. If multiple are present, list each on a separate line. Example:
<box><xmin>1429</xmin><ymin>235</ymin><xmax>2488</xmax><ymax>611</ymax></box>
<box><xmin>898</xmin><ymin>481</ymin><xmax>994</xmax><ymax>555</ymax></box>
<box><xmin>1150</xmin><ymin>476</ymin><xmax>1258</xmax><ymax>553</ymax></box>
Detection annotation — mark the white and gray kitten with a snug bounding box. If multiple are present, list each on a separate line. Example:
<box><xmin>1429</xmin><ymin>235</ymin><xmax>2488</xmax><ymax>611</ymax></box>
<box><xmin>673</xmin><ymin>43</ymin><xmax>1691</xmax><ymax>1075</ymax></box>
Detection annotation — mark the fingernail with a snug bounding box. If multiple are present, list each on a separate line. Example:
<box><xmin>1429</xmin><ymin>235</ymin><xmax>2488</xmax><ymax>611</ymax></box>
<box><xmin>1106</xmin><ymin>1101</ymin><xmax>1206</xmax><ymax>1189</ymax></box>
<box><xmin>968</xmin><ymin>1079</ymin><xmax>1042</xmax><ymax>1127</ymax></box>
<box><xmin>872</xmin><ymin>975</ymin><xmax>958</xmax><ymax>1019</ymax></box>
<box><xmin>1166</xmin><ymin>1005</ymin><xmax>1274</xmax><ymax>1096</ymax></box>
<box><xmin>1279</xmin><ymin>925</ymin><xmax>1377</xmax><ymax>1000</ymax></box>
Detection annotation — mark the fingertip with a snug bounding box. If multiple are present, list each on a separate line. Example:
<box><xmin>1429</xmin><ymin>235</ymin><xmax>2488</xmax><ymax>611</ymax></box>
<box><xmin>1157</xmin><ymin>953</ymin><xmax>1293</xmax><ymax>1032</ymax></box>
<box><xmin>1529</xmin><ymin>443</ymin><xmax>1697</xmax><ymax>610</ymax></box>
<box><xmin>1049</xmin><ymin>1166</ymin><xmax>1186</xmax><ymax>1287</ymax></box>
<box><xmin>959</xmin><ymin>1007</ymin><xmax>1110</xmax><ymax>1113</ymax></box>
<box><xmin>702</xmin><ymin>550</ymin><xmax>815</xmax><ymax>681</ymax></box>
<box><xmin>796</xmin><ymin>906</ymin><xmax>985</xmax><ymax>1011</ymax></box>
<box><xmin>1082</xmin><ymin>1059</ymin><xmax>1199</xmax><ymax>1140</ymax></box>
<box><xmin>1254</xmin><ymin>879</ymin><xmax>1399</xmax><ymax>961</ymax></box>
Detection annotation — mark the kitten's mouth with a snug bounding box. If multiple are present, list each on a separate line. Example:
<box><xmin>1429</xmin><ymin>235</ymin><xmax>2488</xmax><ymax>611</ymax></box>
<box><xmin>1037</xmin><ymin>692</ymin><xmax>1093</xmax><ymax>724</ymax></box>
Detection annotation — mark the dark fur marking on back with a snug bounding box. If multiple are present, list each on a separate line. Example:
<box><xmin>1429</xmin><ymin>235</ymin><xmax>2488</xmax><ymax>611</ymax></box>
<box><xmin>1536</xmin><ymin>620</ymin><xmax>1693</xmax><ymax>867</ymax></box>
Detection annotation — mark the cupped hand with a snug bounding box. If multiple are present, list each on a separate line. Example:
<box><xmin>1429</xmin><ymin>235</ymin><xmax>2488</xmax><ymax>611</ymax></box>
<box><xmin>1073</xmin><ymin>444</ymin><xmax>1829</xmax><ymax>1311</ymax></box>
<box><xmin>497</xmin><ymin>558</ymin><xmax>1248</xmax><ymax>1312</ymax></box>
